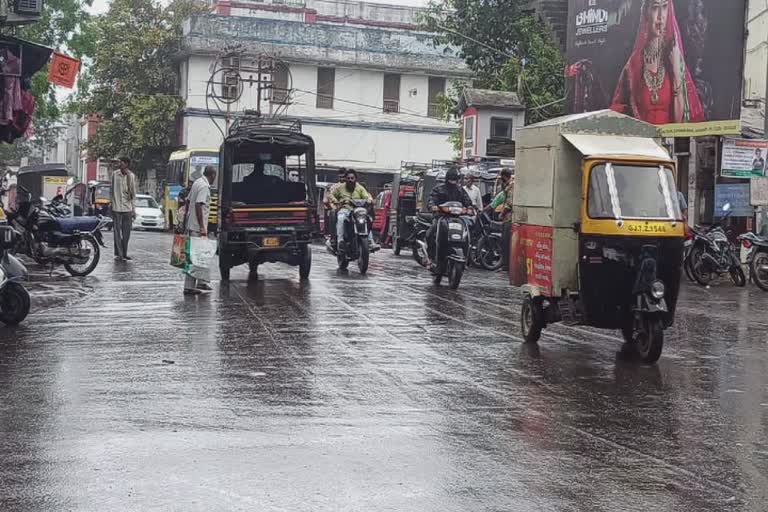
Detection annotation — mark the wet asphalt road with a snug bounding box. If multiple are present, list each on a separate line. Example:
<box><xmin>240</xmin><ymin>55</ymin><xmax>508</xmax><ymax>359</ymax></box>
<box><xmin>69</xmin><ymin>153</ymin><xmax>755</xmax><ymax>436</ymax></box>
<box><xmin>2</xmin><ymin>231</ymin><xmax>768</xmax><ymax>511</ymax></box>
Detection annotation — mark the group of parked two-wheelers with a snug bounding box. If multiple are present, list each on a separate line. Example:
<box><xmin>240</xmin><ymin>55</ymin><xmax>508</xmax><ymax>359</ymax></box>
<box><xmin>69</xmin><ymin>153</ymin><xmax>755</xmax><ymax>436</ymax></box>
<box><xmin>0</xmin><ymin>177</ymin><xmax>110</xmax><ymax>327</ymax></box>
<box><xmin>683</xmin><ymin>203</ymin><xmax>768</xmax><ymax>291</ymax></box>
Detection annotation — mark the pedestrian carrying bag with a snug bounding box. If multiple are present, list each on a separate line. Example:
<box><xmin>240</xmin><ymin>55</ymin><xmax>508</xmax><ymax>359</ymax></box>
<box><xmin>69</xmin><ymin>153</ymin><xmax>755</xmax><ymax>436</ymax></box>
<box><xmin>184</xmin><ymin>237</ymin><xmax>218</xmax><ymax>281</ymax></box>
<box><xmin>170</xmin><ymin>234</ymin><xmax>187</xmax><ymax>268</ymax></box>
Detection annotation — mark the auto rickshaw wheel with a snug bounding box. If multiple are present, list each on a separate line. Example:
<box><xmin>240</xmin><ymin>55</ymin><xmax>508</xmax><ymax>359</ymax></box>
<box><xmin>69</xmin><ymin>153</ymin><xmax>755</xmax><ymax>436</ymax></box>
<box><xmin>521</xmin><ymin>295</ymin><xmax>544</xmax><ymax>344</ymax></box>
<box><xmin>248</xmin><ymin>260</ymin><xmax>259</xmax><ymax>281</ymax></box>
<box><xmin>635</xmin><ymin>315</ymin><xmax>664</xmax><ymax>364</ymax></box>
<box><xmin>299</xmin><ymin>245</ymin><xmax>312</xmax><ymax>280</ymax></box>
<box><xmin>219</xmin><ymin>252</ymin><xmax>231</xmax><ymax>281</ymax></box>
<box><xmin>393</xmin><ymin>236</ymin><xmax>401</xmax><ymax>256</ymax></box>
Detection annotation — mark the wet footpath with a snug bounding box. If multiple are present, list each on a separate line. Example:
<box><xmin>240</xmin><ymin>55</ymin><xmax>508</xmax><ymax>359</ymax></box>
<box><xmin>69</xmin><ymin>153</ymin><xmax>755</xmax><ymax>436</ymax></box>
<box><xmin>2</xmin><ymin>231</ymin><xmax>768</xmax><ymax>511</ymax></box>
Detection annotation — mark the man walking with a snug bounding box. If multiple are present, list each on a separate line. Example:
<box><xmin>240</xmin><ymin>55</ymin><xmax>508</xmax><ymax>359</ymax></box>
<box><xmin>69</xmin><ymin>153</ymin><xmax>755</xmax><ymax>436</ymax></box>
<box><xmin>110</xmin><ymin>157</ymin><xmax>137</xmax><ymax>261</ymax></box>
<box><xmin>184</xmin><ymin>165</ymin><xmax>217</xmax><ymax>295</ymax></box>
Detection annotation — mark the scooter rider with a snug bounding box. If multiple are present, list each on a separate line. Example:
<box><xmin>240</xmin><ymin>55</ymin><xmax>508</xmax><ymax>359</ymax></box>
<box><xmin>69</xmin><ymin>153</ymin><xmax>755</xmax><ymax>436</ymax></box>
<box><xmin>426</xmin><ymin>168</ymin><xmax>474</xmax><ymax>263</ymax></box>
<box><xmin>329</xmin><ymin>169</ymin><xmax>380</xmax><ymax>251</ymax></box>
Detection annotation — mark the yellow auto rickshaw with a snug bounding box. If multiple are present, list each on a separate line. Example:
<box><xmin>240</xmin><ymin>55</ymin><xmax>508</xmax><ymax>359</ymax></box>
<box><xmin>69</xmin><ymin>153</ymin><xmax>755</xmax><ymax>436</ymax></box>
<box><xmin>510</xmin><ymin>110</ymin><xmax>684</xmax><ymax>364</ymax></box>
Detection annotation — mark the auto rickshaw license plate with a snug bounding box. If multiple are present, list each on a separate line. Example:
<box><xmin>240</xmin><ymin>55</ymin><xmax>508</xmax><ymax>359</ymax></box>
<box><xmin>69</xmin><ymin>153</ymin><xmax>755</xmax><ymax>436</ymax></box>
<box><xmin>262</xmin><ymin>237</ymin><xmax>280</xmax><ymax>248</ymax></box>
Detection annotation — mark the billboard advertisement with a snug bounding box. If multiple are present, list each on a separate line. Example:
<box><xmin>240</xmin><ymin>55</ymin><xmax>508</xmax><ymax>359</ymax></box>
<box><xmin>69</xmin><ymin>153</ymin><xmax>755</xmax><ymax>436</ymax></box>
<box><xmin>721</xmin><ymin>138</ymin><xmax>768</xmax><ymax>179</ymax></box>
<box><xmin>566</xmin><ymin>0</ymin><xmax>746</xmax><ymax>137</ymax></box>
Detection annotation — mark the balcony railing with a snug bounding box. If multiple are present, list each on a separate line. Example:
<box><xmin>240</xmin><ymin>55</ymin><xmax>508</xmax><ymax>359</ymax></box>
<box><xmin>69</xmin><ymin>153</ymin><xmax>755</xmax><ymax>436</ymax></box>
<box><xmin>383</xmin><ymin>99</ymin><xmax>399</xmax><ymax>113</ymax></box>
<box><xmin>427</xmin><ymin>103</ymin><xmax>440</xmax><ymax>118</ymax></box>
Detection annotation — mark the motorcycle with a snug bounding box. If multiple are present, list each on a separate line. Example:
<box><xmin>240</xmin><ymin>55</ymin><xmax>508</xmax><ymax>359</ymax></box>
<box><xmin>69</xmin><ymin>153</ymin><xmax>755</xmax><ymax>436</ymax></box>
<box><xmin>738</xmin><ymin>231</ymin><xmax>768</xmax><ymax>291</ymax></box>
<box><xmin>0</xmin><ymin>198</ymin><xmax>30</xmax><ymax>326</ymax></box>
<box><xmin>469</xmin><ymin>211</ymin><xmax>504</xmax><ymax>271</ymax></box>
<box><xmin>415</xmin><ymin>201</ymin><xmax>470</xmax><ymax>289</ymax></box>
<box><xmin>686</xmin><ymin>203</ymin><xmax>746</xmax><ymax>287</ymax></box>
<box><xmin>327</xmin><ymin>199</ymin><xmax>374</xmax><ymax>274</ymax></box>
<box><xmin>7</xmin><ymin>185</ymin><xmax>109</xmax><ymax>277</ymax></box>
<box><xmin>402</xmin><ymin>213</ymin><xmax>431</xmax><ymax>266</ymax></box>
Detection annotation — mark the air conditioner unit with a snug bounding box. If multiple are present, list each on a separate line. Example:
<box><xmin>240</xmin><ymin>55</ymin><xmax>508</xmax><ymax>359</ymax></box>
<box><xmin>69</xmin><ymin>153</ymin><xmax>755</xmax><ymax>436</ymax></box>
<box><xmin>15</xmin><ymin>0</ymin><xmax>42</xmax><ymax>15</ymax></box>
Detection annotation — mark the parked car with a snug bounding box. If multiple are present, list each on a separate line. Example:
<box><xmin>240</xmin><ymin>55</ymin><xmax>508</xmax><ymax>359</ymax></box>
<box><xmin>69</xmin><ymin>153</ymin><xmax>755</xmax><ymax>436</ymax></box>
<box><xmin>132</xmin><ymin>195</ymin><xmax>166</xmax><ymax>231</ymax></box>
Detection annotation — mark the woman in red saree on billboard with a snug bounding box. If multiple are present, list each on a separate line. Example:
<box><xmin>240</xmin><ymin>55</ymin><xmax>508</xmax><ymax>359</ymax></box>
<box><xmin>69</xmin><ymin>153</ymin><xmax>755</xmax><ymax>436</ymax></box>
<box><xmin>610</xmin><ymin>0</ymin><xmax>704</xmax><ymax>125</ymax></box>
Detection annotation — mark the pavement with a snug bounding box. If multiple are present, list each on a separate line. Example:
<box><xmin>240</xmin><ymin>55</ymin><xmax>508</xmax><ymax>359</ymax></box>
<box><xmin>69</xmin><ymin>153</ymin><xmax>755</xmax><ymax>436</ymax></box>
<box><xmin>2</xmin><ymin>231</ymin><xmax>768</xmax><ymax>511</ymax></box>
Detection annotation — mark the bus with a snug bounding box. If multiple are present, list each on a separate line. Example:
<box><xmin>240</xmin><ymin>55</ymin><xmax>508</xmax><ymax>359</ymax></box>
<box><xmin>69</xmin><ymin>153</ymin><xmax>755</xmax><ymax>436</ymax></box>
<box><xmin>164</xmin><ymin>149</ymin><xmax>220</xmax><ymax>232</ymax></box>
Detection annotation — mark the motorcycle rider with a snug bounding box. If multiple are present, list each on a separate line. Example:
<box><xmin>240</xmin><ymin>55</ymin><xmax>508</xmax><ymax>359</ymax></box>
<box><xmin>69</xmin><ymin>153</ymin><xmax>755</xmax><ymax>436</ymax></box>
<box><xmin>324</xmin><ymin>168</ymin><xmax>347</xmax><ymax>247</ymax></box>
<box><xmin>426</xmin><ymin>168</ymin><xmax>474</xmax><ymax>266</ymax></box>
<box><xmin>329</xmin><ymin>169</ymin><xmax>380</xmax><ymax>252</ymax></box>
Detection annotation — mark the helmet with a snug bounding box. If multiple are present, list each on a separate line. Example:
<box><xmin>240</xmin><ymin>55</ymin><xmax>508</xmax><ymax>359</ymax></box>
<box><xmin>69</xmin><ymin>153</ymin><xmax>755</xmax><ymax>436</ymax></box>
<box><xmin>445</xmin><ymin>169</ymin><xmax>460</xmax><ymax>183</ymax></box>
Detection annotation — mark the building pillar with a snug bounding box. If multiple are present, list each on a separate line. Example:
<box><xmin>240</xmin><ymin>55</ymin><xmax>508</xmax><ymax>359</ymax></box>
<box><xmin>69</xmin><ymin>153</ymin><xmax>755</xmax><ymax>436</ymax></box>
<box><xmin>688</xmin><ymin>137</ymin><xmax>698</xmax><ymax>227</ymax></box>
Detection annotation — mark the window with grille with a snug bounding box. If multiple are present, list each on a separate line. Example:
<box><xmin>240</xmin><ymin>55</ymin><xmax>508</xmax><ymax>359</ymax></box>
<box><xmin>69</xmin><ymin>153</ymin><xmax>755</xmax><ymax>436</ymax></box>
<box><xmin>272</xmin><ymin>63</ymin><xmax>289</xmax><ymax>104</ymax></box>
<box><xmin>383</xmin><ymin>74</ymin><xmax>400</xmax><ymax>113</ymax></box>
<box><xmin>490</xmin><ymin>117</ymin><xmax>513</xmax><ymax>140</ymax></box>
<box><xmin>316</xmin><ymin>67</ymin><xmax>335</xmax><ymax>109</ymax></box>
<box><xmin>427</xmin><ymin>77</ymin><xmax>445</xmax><ymax>118</ymax></box>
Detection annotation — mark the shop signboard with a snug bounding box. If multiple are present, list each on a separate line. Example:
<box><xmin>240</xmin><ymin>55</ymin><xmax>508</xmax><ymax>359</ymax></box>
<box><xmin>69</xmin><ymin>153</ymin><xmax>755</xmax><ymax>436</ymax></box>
<box><xmin>566</xmin><ymin>0</ymin><xmax>746</xmax><ymax>137</ymax></box>
<box><xmin>721</xmin><ymin>138</ymin><xmax>768</xmax><ymax>179</ymax></box>
<box><xmin>714</xmin><ymin>183</ymin><xmax>752</xmax><ymax>217</ymax></box>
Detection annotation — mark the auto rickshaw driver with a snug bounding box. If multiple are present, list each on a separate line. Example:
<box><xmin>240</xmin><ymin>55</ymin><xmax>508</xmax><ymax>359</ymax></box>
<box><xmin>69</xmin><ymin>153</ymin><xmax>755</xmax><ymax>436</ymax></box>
<box><xmin>329</xmin><ymin>169</ymin><xmax>380</xmax><ymax>252</ymax></box>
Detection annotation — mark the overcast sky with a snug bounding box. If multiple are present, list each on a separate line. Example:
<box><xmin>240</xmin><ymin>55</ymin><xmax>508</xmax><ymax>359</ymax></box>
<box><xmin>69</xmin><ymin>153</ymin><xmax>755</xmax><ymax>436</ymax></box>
<box><xmin>87</xmin><ymin>0</ymin><xmax>431</xmax><ymax>15</ymax></box>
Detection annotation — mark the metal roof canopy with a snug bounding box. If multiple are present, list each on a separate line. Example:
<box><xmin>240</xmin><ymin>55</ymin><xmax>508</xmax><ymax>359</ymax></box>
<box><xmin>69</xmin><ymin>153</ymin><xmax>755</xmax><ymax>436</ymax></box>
<box><xmin>562</xmin><ymin>134</ymin><xmax>671</xmax><ymax>161</ymax></box>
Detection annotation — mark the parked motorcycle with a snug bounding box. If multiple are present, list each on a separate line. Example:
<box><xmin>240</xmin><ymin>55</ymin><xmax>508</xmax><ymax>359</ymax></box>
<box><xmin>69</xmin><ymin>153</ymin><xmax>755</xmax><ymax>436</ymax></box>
<box><xmin>7</xmin><ymin>185</ymin><xmax>109</xmax><ymax>277</ymax></box>
<box><xmin>469</xmin><ymin>211</ymin><xmax>503</xmax><ymax>271</ymax></box>
<box><xmin>328</xmin><ymin>199</ymin><xmax>374</xmax><ymax>274</ymax></box>
<box><xmin>738</xmin><ymin>231</ymin><xmax>768</xmax><ymax>291</ymax></box>
<box><xmin>403</xmin><ymin>213</ymin><xmax>431</xmax><ymax>265</ymax></box>
<box><xmin>415</xmin><ymin>201</ymin><xmax>470</xmax><ymax>289</ymax></box>
<box><xmin>686</xmin><ymin>203</ymin><xmax>746</xmax><ymax>287</ymax></box>
<box><xmin>0</xmin><ymin>199</ymin><xmax>30</xmax><ymax>326</ymax></box>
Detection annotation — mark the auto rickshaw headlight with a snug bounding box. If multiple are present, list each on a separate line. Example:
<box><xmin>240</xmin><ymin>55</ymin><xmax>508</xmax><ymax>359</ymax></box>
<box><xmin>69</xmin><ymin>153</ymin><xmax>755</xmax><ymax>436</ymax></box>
<box><xmin>651</xmin><ymin>280</ymin><xmax>665</xmax><ymax>300</ymax></box>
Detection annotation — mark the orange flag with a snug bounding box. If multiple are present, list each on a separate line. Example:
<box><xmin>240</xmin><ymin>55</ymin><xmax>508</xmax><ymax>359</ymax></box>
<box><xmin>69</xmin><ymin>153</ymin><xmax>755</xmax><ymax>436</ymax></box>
<box><xmin>47</xmin><ymin>52</ymin><xmax>81</xmax><ymax>89</ymax></box>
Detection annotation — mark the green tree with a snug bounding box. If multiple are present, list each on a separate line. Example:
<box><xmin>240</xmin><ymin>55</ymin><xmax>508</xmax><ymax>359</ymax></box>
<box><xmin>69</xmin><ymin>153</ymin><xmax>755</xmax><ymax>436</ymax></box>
<box><xmin>421</xmin><ymin>0</ymin><xmax>565</xmax><ymax>125</ymax></box>
<box><xmin>80</xmin><ymin>0</ymin><xmax>206</xmax><ymax>176</ymax></box>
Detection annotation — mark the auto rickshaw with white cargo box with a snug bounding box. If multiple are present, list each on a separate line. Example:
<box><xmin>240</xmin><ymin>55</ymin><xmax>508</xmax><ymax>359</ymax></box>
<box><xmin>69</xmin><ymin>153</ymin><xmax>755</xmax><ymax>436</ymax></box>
<box><xmin>510</xmin><ymin>110</ymin><xmax>684</xmax><ymax>364</ymax></box>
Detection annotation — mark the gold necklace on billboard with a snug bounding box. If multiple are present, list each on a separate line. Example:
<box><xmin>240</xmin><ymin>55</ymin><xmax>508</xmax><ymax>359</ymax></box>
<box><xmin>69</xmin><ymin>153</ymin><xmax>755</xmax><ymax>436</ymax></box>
<box><xmin>642</xmin><ymin>38</ymin><xmax>665</xmax><ymax>104</ymax></box>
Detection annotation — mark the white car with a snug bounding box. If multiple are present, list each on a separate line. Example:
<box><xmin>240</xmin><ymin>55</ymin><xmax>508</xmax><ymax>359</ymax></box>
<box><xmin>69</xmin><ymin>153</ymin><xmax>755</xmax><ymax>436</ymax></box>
<box><xmin>132</xmin><ymin>195</ymin><xmax>166</xmax><ymax>231</ymax></box>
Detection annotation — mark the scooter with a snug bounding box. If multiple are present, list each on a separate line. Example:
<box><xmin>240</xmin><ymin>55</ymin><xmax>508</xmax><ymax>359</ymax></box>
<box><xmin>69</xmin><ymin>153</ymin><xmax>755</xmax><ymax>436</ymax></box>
<box><xmin>416</xmin><ymin>201</ymin><xmax>470</xmax><ymax>289</ymax></box>
<box><xmin>0</xmin><ymin>203</ymin><xmax>30</xmax><ymax>326</ymax></box>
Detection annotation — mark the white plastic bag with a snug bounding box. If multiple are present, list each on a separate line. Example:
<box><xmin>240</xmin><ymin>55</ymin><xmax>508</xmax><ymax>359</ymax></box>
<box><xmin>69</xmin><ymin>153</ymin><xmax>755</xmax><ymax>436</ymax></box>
<box><xmin>185</xmin><ymin>237</ymin><xmax>217</xmax><ymax>281</ymax></box>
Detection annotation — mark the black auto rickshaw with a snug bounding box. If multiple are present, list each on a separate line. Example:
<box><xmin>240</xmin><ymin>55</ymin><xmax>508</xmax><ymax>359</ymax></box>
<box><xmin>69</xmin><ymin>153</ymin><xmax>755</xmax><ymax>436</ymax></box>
<box><xmin>17</xmin><ymin>164</ymin><xmax>70</xmax><ymax>205</ymax></box>
<box><xmin>510</xmin><ymin>110</ymin><xmax>684</xmax><ymax>364</ymax></box>
<box><xmin>388</xmin><ymin>174</ymin><xmax>421</xmax><ymax>255</ymax></box>
<box><xmin>218</xmin><ymin>116</ymin><xmax>319</xmax><ymax>280</ymax></box>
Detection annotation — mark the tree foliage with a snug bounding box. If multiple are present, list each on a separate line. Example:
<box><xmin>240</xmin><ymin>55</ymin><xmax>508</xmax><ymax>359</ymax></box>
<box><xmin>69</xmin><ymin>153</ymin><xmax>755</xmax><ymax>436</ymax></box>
<box><xmin>421</xmin><ymin>0</ymin><xmax>565</xmax><ymax>125</ymax></box>
<box><xmin>0</xmin><ymin>0</ymin><xmax>95</xmax><ymax>163</ymax></box>
<box><xmin>80</xmin><ymin>0</ymin><xmax>207</xmax><ymax>175</ymax></box>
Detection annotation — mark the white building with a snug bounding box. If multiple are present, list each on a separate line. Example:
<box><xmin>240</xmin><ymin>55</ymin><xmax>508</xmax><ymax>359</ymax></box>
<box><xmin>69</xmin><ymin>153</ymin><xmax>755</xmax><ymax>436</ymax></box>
<box><xmin>177</xmin><ymin>0</ymin><xmax>471</xmax><ymax>173</ymax></box>
<box><xmin>744</xmin><ymin>0</ymin><xmax>768</xmax><ymax>102</ymax></box>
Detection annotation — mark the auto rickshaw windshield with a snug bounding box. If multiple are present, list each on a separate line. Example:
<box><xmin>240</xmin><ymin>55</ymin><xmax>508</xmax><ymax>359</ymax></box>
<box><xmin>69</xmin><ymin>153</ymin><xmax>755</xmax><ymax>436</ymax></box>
<box><xmin>588</xmin><ymin>163</ymin><xmax>682</xmax><ymax>221</ymax></box>
<box><xmin>230</xmin><ymin>154</ymin><xmax>307</xmax><ymax>205</ymax></box>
